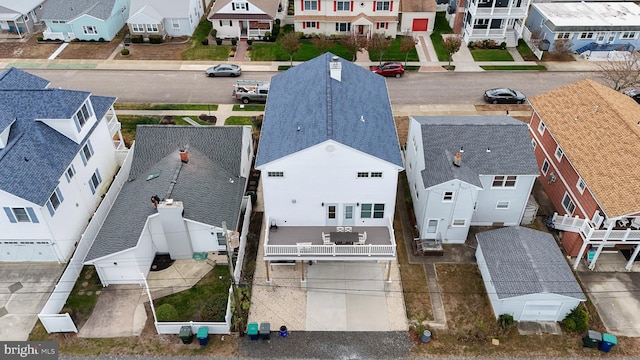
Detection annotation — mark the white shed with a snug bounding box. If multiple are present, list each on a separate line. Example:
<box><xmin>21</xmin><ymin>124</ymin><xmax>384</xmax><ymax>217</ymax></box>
<box><xmin>475</xmin><ymin>226</ymin><xmax>586</xmax><ymax>322</ymax></box>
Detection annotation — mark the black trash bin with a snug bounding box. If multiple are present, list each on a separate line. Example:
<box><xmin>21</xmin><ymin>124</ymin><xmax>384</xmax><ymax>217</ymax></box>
<box><xmin>582</xmin><ymin>330</ymin><xmax>602</xmax><ymax>348</ymax></box>
<box><xmin>179</xmin><ymin>326</ymin><xmax>193</xmax><ymax>344</ymax></box>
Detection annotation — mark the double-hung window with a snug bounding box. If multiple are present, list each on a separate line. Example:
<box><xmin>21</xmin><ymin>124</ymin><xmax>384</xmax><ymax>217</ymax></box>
<box><xmin>562</xmin><ymin>193</ymin><xmax>575</xmax><ymax>215</ymax></box>
<box><xmin>132</xmin><ymin>24</ymin><xmax>144</xmax><ymax>32</ymax></box>
<box><xmin>146</xmin><ymin>24</ymin><xmax>159</xmax><ymax>32</ymax></box>
<box><xmin>65</xmin><ymin>165</ymin><xmax>76</xmax><ymax>183</ymax></box>
<box><xmin>621</xmin><ymin>32</ymin><xmax>636</xmax><ymax>40</ymax></box>
<box><xmin>537</xmin><ymin>120</ymin><xmax>546</xmax><ymax>134</ymax></box>
<box><xmin>579</xmin><ymin>32</ymin><xmax>594</xmax><ymax>39</ymax></box>
<box><xmin>4</xmin><ymin>207</ymin><xmax>39</xmax><ymax>223</ymax></box>
<box><xmin>336</xmin><ymin>22</ymin><xmax>351</xmax><ymax>32</ymax></box>
<box><xmin>492</xmin><ymin>175</ymin><xmax>517</xmax><ymax>188</ymax></box>
<box><xmin>541</xmin><ymin>159</ymin><xmax>549</xmax><ymax>175</ymax></box>
<box><xmin>46</xmin><ymin>187</ymin><xmax>64</xmax><ymax>216</ymax></box>
<box><xmin>82</xmin><ymin>26</ymin><xmax>97</xmax><ymax>35</ymax></box>
<box><xmin>336</xmin><ymin>0</ymin><xmax>350</xmax><ymax>10</ymax></box>
<box><xmin>80</xmin><ymin>140</ymin><xmax>94</xmax><ymax>165</ymax></box>
<box><xmin>73</xmin><ymin>103</ymin><xmax>92</xmax><ymax>131</ymax></box>
<box><xmin>554</xmin><ymin>146</ymin><xmax>563</xmax><ymax>161</ymax></box>
<box><xmin>88</xmin><ymin>169</ymin><xmax>103</xmax><ymax>195</ymax></box>
<box><xmin>555</xmin><ymin>32</ymin><xmax>571</xmax><ymax>39</ymax></box>
<box><xmin>576</xmin><ymin>178</ymin><xmax>586</xmax><ymax>194</ymax></box>
<box><xmin>376</xmin><ymin>1</ymin><xmax>390</xmax><ymax>10</ymax></box>
<box><xmin>304</xmin><ymin>0</ymin><xmax>318</xmax><ymax>10</ymax></box>
<box><xmin>360</xmin><ymin>203</ymin><xmax>385</xmax><ymax>218</ymax></box>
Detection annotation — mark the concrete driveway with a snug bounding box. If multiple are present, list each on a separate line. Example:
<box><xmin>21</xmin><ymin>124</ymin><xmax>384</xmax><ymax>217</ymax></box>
<box><xmin>0</xmin><ymin>263</ymin><xmax>65</xmax><ymax>340</ymax></box>
<box><xmin>577</xmin><ymin>254</ymin><xmax>640</xmax><ymax>337</ymax></box>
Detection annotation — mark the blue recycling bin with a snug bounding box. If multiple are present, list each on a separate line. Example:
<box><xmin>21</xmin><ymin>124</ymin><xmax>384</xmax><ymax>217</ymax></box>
<box><xmin>599</xmin><ymin>333</ymin><xmax>617</xmax><ymax>353</ymax></box>
<box><xmin>196</xmin><ymin>327</ymin><xmax>209</xmax><ymax>346</ymax></box>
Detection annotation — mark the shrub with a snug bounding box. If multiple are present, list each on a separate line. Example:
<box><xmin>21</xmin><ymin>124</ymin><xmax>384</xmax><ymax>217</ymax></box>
<box><xmin>120</xmin><ymin>48</ymin><xmax>130</xmax><ymax>56</ymax></box>
<box><xmin>37</xmin><ymin>36</ymin><xmax>44</xmax><ymax>42</ymax></box>
<box><xmin>99</xmin><ymin>37</ymin><xmax>105</xmax><ymax>42</ymax></box>
<box><xmin>200</xmin><ymin>294</ymin><xmax>227</xmax><ymax>321</ymax></box>
<box><xmin>275</xmin><ymin>18</ymin><xmax>281</xmax><ymax>26</ymax></box>
<box><xmin>500</xmin><ymin>41</ymin><xmax>507</xmax><ymax>50</ymax></box>
<box><xmin>156</xmin><ymin>303</ymin><xmax>179</xmax><ymax>321</ymax></box>
<box><xmin>149</xmin><ymin>35</ymin><xmax>163</xmax><ymax>44</ymax></box>
<box><xmin>263</xmin><ymin>32</ymin><xmax>271</xmax><ymax>41</ymax></box>
<box><xmin>562</xmin><ymin>306</ymin><xmax>589</xmax><ymax>332</ymax></box>
<box><xmin>231</xmin><ymin>37</ymin><xmax>238</xmax><ymax>46</ymax></box>
<box><xmin>497</xmin><ymin>314</ymin><xmax>515</xmax><ymax>333</ymax></box>
<box><xmin>216</xmin><ymin>37</ymin><xmax>222</xmax><ymax>45</ymax></box>
<box><xmin>131</xmin><ymin>35</ymin><xmax>143</xmax><ymax>43</ymax></box>
<box><xmin>272</xmin><ymin>23</ymin><xmax>281</xmax><ymax>38</ymax></box>
<box><xmin>247</xmin><ymin>39</ymin><xmax>253</xmax><ymax>45</ymax></box>
<box><xmin>201</xmin><ymin>38</ymin><xmax>209</xmax><ymax>45</ymax></box>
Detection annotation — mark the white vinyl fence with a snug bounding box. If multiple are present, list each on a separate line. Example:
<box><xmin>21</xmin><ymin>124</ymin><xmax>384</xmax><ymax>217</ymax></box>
<box><xmin>38</xmin><ymin>146</ymin><xmax>134</xmax><ymax>333</ymax></box>
<box><xmin>521</xmin><ymin>27</ymin><xmax>544</xmax><ymax>60</ymax></box>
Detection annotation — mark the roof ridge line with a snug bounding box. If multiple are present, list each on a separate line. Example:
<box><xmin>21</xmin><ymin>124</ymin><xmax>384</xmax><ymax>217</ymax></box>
<box><xmin>326</xmin><ymin>62</ymin><xmax>333</xmax><ymax>138</ymax></box>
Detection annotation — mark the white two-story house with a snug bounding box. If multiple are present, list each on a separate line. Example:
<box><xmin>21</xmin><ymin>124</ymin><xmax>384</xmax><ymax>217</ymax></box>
<box><xmin>256</xmin><ymin>53</ymin><xmax>404</xmax><ymax>282</ymax></box>
<box><xmin>208</xmin><ymin>0</ymin><xmax>285</xmax><ymax>39</ymax></box>
<box><xmin>0</xmin><ymin>68</ymin><xmax>126</xmax><ymax>263</ymax></box>
<box><xmin>405</xmin><ymin>116</ymin><xmax>538</xmax><ymax>245</ymax></box>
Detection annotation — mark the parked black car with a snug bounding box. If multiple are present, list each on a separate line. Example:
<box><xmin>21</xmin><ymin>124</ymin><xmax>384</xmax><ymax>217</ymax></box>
<box><xmin>624</xmin><ymin>89</ymin><xmax>640</xmax><ymax>104</ymax></box>
<box><xmin>484</xmin><ymin>88</ymin><xmax>526</xmax><ymax>104</ymax></box>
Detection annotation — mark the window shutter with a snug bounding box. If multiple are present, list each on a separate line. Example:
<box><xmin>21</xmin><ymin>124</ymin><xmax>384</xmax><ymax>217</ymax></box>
<box><xmin>334</xmin><ymin>1</ymin><xmax>336</xmax><ymax>11</ymax></box>
<box><xmin>96</xmin><ymin>169</ymin><xmax>102</xmax><ymax>184</ymax></box>
<box><xmin>80</xmin><ymin>150</ymin><xmax>87</xmax><ymax>165</ymax></box>
<box><xmin>56</xmin><ymin>187</ymin><xmax>64</xmax><ymax>203</ymax></box>
<box><xmin>316</xmin><ymin>22</ymin><xmax>320</xmax><ymax>29</ymax></box>
<box><xmin>317</xmin><ymin>0</ymin><xmax>320</xmax><ymax>10</ymax></box>
<box><xmin>385</xmin><ymin>23</ymin><xmax>388</xmax><ymax>29</ymax></box>
<box><xmin>220</xmin><ymin>20</ymin><xmax>223</xmax><ymax>26</ymax></box>
<box><xmin>376</xmin><ymin>23</ymin><xmax>379</xmax><ymax>29</ymax></box>
<box><xmin>247</xmin><ymin>3</ymin><xmax>250</xmax><ymax>10</ymax></box>
<box><xmin>73</xmin><ymin>115</ymin><xmax>81</xmax><ymax>132</ymax></box>
<box><xmin>350</xmin><ymin>1</ymin><xmax>353</xmax><ymax>11</ymax></box>
<box><xmin>232</xmin><ymin>3</ymin><xmax>235</xmax><ymax>10</ymax></box>
<box><xmin>87</xmin><ymin>139</ymin><xmax>94</xmax><ymax>155</ymax></box>
<box><xmin>26</xmin><ymin>207</ymin><xmax>39</xmax><ymax>223</ymax></box>
<box><xmin>89</xmin><ymin>180</ymin><xmax>96</xmax><ymax>194</ymax></box>
<box><xmin>46</xmin><ymin>202</ymin><xmax>55</xmax><ymax>217</ymax></box>
<box><xmin>300</xmin><ymin>0</ymin><xmax>304</xmax><ymax>10</ymax></box>
<box><xmin>335</xmin><ymin>23</ymin><xmax>339</xmax><ymax>31</ymax></box>
<box><xmin>4</xmin><ymin>207</ymin><xmax>16</xmax><ymax>223</ymax></box>
<box><xmin>390</xmin><ymin>1</ymin><xmax>393</xmax><ymax>11</ymax></box>
<box><xmin>373</xmin><ymin>1</ymin><xmax>376</xmax><ymax>11</ymax></box>
<box><xmin>302</xmin><ymin>22</ymin><xmax>306</xmax><ymax>29</ymax></box>
<box><xmin>64</xmin><ymin>171</ymin><xmax>70</xmax><ymax>183</ymax></box>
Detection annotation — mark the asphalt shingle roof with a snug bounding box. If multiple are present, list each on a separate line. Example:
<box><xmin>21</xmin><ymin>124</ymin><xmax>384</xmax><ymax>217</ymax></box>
<box><xmin>412</xmin><ymin>116</ymin><xmax>539</xmax><ymax>189</ymax></box>
<box><xmin>0</xmin><ymin>69</ymin><xmax>114</xmax><ymax>206</ymax></box>
<box><xmin>0</xmin><ymin>67</ymin><xmax>50</xmax><ymax>90</ymax></box>
<box><xmin>85</xmin><ymin>126</ymin><xmax>247</xmax><ymax>262</ymax></box>
<box><xmin>40</xmin><ymin>0</ymin><xmax>117</xmax><ymax>21</ymax></box>
<box><xmin>476</xmin><ymin>226</ymin><xmax>585</xmax><ymax>300</ymax></box>
<box><xmin>256</xmin><ymin>53</ymin><xmax>402</xmax><ymax>168</ymax></box>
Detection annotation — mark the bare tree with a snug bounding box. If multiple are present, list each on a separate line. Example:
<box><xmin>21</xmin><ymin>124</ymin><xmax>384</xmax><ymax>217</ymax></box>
<box><xmin>281</xmin><ymin>32</ymin><xmax>301</xmax><ymax>66</ymax></box>
<box><xmin>311</xmin><ymin>33</ymin><xmax>333</xmax><ymax>54</ymax></box>
<box><xmin>598</xmin><ymin>51</ymin><xmax>640</xmax><ymax>91</ymax></box>
<box><xmin>442</xmin><ymin>36</ymin><xmax>462</xmax><ymax>67</ymax></box>
<box><xmin>529</xmin><ymin>29</ymin><xmax>544</xmax><ymax>50</ymax></box>
<box><xmin>551</xmin><ymin>39</ymin><xmax>573</xmax><ymax>56</ymax></box>
<box><xmin>366</xmin><ymin>33</ymin><xmax>392</xmax><ymax>65</ymax></box>
<box><xmin>340</xmin><ymin>33</ymin><xmax>367</xmax><ymax>61</ymax></box>
<box><xmin>399</xmin><ymin>34</ymin><xmax>417</xmax><ymax>66</ymax></box>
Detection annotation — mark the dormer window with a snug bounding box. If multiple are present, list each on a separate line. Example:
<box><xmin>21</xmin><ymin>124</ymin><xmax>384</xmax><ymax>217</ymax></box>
<box><xmin>232</xmin><ymin>2</ymin><xmax>248</xmax><ymax>10</ymax></box>
<box><xmin>73</xmin><ymin>102</ymin><xmax>93</xmax><ymax>132</ymax></box>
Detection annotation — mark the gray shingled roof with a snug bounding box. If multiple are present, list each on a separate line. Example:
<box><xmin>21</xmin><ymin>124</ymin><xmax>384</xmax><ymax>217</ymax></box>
<box><xmin>412</xmin><ymin>116</ymin><xmax>539</xmax><ymax>189</ymax></box>
<box><xmin>85</xmin><ymin>126</ymin><xmax>247</xmax><ymax>262</ymax></box>
<box><xmin>40</xmin><ymin>0</ymin><xmax>116</xmax><ymax>21</ymax></box>
<box><xmin>476</xmin><ymin>226</ymin><xmax>586</xmax><ymax>300</ymax></box>
<box><xmin>255</xmin><ymin>53</ymin><xmax>403</xmax><ymax>168</ymax></box>
<box><xmin>0</xmin><ymin>67</ymin><xmax>50</xmax><ymax>90</ymax></box>
<box><xmin>0</xmin><ymin>69</ymin><xmax>114</xmax><ymax>205</ymax></box>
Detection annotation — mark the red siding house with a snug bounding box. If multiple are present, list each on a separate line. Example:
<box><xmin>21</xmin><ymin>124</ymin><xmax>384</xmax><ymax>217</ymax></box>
<box><xmin>528</xmin><ymin>79</ymin><xmax>640</xmax><ymax>271</ymax></box>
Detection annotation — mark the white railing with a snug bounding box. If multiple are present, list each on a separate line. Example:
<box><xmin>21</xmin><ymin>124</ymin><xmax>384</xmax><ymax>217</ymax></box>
<box><xmin>468</xmin><ymin>6</ymin><xmax>527</xmax><ymax>17</ymax></box>
<box><xmin>43</xmin><ymin>29</ymin><xmax>64</xmax><ymax>41</ymax></box>
<box><xmin>521</xmin><ymin>26</ymin><xmax>543</xmax><ymax>59</ymax></box>
<box><xmin>552</xmin><ymin>212</ymin><xmax>640</xmax><ymax>242</ymax></box>
<box><xmin>264</xmin><ymin>243</ymin><xmax>395</xmax><ymax>257</ymax></box>
<box><xmin>39</xmin><ymin>145</ymin><xmax>135</xmax><ymax>333</ymax></box>
<box><xmin>107</xmin><ymin>117</ymin><xmax>121</xmax><ymax>138</ymax></box>
<box><xmin>247</xmin><ymin>29</ymin><xmax>270</xmax><ymax>38</ymax></box>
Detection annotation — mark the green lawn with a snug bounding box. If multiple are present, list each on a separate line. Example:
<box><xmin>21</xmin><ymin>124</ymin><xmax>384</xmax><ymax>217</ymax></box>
<box><xmin>372</xmin><ymin>36</ymin><xmax>419</xmax><ymax>62</ymax></box>
<box><xmin>155</xmin><ymin>266</ymin><xmax>231</xmax><ymax>321</ymax></box>
<box><xmin>118</xmin><ymin>115</ymin><xmax>162</xmax><ymax>144</ymax></box>
<box><xmin>433</xmin><ymin>12</ymin><xmax>453</xmax><ymax>34</ymax></box>
<box><xmin>481</xmin><ymin>65</ymin><xmax>547</xmax><ymax>71</ymax></box>
<box><xmin>233</xmin><ymin>104</ymin><xmax>265</xmax><ymax>111</ymax></box>
<box><xmin>430</xmin><ymin>32</ymin><xmax>448</xmax><ymax>62</ymax></box>
<box><xmin>516</xmin><ymin>39</ymin><xmax>537</xmax><ymax>61</ymax></box>
<box><xmin>471</xmin><ymin>49</ymin><xmax>514</xmax><ymax>61</ymax></box>
<box><xmin>225</xmin><ymin>116</ymin><xmax>253</xmax><ymax>126</ymax></box>
<box><xmin>182</xmin><ymin>20</ymin><xmax>231</xmax><ymax>60</ymax></box>
<box><xmin>250</xmin><ymin>40</ymin><xmax>352</xmax><ymax>61</ymax></box>
<box><xmin>115</xmin><ymin>103</ymin><xmax>218</xmax><ymax>111</ymax></box>
<box><xmin>62</xmin><ymin>267</ymin><xmax>102</xmax><ymax>328</ymax></box>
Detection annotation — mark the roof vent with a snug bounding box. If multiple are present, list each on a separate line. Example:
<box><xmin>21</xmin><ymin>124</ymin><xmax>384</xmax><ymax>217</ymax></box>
<box><xmin>486</xmin><ymin>147</ymin><xmax>491</xmax><ymax>153</ymax></box>
<box><xmin>453</xmin><ymin>152</ymin><xmax>461</xmax><ymax>167</ymax></box>
<box><xmin>330</xmin><ymin>56</ymin><xmax>341</xmax><ymax>82</ymax></box>
<box><xmin>360</xmin><ymin>115</ymin><xmax>365</xmax><ymax>123</ymax></box>
<box><xmin>593</xmin><ymin>105</ymin><xmax>599</xmax><ymax>113</ymax></box>
<box><xmin>459</xmin><ymin>146</ymin><xmax>464</xmax><ymax>153</ymax></box>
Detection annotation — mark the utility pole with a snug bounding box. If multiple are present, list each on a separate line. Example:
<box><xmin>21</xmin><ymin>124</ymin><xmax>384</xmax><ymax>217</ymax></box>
<box><xmin>222</xmin><ymin>221</ymin><xmax>244</xmax><ymax>336</ymax></box>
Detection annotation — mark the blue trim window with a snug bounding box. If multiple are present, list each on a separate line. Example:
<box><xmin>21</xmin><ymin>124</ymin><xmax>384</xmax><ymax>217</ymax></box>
<box><xmin>88</xmin><ymin>169</ymin><xmax>103</xmax><ymax>194</ymax></box>
<box><xmin>73</xmin><ymin>103</ymin><xmax>92</xmax><ymax>132</ymax></box>
<box><xmin>65</xmin><ymin>164</ymin><xmax>76</xmax><ymax>183</ymax></box>
<box><xmin>46</xmin><ymin>187</ymin><xmax>65</xmax><ymax>216</ymax></box>
<box><xmin>3</xmin><ymin>207</ymin><xmax>39</xmax><ymax>223</ymax></box>
<box><xmin>80</xmin><ymin>140</ymin><xmax>94</xmax><ymax>166</ymax></box>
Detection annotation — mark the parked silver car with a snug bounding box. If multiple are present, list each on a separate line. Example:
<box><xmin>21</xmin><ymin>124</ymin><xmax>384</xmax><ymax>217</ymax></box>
<box><xmin>205</xmin><ymin>64</ymin><xmax>241</xmax><ymax>77</ymax></box>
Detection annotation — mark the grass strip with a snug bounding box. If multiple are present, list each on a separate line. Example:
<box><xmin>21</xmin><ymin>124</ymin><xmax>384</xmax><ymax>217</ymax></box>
<box><xmin>232</xmin><ymin>104</ymin><xmax>265</xmax><ymax>111</ymax></box>
<box><xmin>115</xmin><ymin>103</ymin><xmax>218</xmax><ymax>111</ymax></box>
<box><xmin>481</xmin><ymin>65</ymin><xmax>547</xmax><ymax>71</ymax></box>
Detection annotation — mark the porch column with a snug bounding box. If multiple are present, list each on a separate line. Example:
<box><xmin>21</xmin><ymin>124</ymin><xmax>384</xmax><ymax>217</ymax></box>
<box><xmin>589</xmin><ymin>240</ymin><xmax>608</xmax><ymax>271</ymax></box>
<box><xmin>300</xmin><ymin>260</ymin><xmax>307</xmax><ymax>287</ymax></box>
<box><xmin>265</xmin><ymin>260</ymin><xmax>271</xmax><ymax>284</ymax></box>
<box><xmin>574</xmin><ymin>241</ymin><xmax>590</xmax><ymax>270</ymax></box>
<box><xmin>625</xmin><ymin>244</ymin><xmax>640</xmax><ymax>271</ymax></box>
<box><xmin>385</xmin><ymin>261</ymin><xmax>392</xmax><ymax>283</ymax></box>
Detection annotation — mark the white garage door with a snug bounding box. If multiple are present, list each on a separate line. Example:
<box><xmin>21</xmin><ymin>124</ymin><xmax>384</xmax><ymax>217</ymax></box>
<box><xmin>0</xmin><ymin>242</ymin><xmax>57</xmax><ymax>262</ymax></box>
<box><xmin>520</xmin><ymin>302</ymin><xmax>562</xmax><ymax>321</ymax></box>
<box><xmin>101</xmin><ymin>265</ymin><xmax>144</xmax><ymax>285</ymax></box>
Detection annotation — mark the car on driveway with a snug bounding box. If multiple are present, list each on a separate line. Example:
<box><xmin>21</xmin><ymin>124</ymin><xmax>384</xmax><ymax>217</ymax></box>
<box><xmin>206</xmin><ymin>64</ymin><xmax>241</xmax><ymax>77</ymax></box>
<box><xmin>484</xmin><ymin>88</ymin><xmax>526</xmax><ymax>104</ymax></box>
<box><xmin>624</xmin><ymin>88</ymin><xmax>640</xmax><ymax>104</ymax></box>
<box><xmin>370</xmin><ymin>62</ymin><xmax>405</xmax><ymax>78</ymax></box>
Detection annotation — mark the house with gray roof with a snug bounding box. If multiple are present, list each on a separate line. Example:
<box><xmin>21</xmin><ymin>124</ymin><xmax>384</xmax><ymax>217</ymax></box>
<box><xmin>0</xmin><ymin>68</ymin><xmax>126</xmax><ymax>262</ymax></box>
<box><xmin>405</xmin><ymin>116</ymin><xmax>539</xmax><ymax>245</ymax></box>
<box><xmin>208</xmin><ymin>0</ymin><xmax>283</xmax><ymax>40</ymax></box>
<box><xmin>256</xmin><ymin>53</ymin><xmax>404</xmax><ymax>283</ymax></box>
<box><xmin>84</xmin><ymin>125</ymin><xmax>253</xmax><ymax>286</ymax></box>
<box><xmin>128</xmin><ymin>0</ymin><xmax>211</xmax><ymax>39</ymax></box>
<box><xmin>40</xmin><ymin>0</ymin><xmax>130</xmax><ymax>41</ymax></box>
<box><xmin>0</xmin><ymin>0</ymin><xmax>46</xmax><ymax>38</ymax></box>
<box><xmin>476</xmin><ymin>226</ymin><xmax>586</xmax><ymax>321</ymax></box>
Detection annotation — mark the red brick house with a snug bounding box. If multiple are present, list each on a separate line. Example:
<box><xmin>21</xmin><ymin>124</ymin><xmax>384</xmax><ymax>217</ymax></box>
<box><xmin>528</xmin><ymin>79</ymin><xmax>640</xmax><ymax>271</ymax></box>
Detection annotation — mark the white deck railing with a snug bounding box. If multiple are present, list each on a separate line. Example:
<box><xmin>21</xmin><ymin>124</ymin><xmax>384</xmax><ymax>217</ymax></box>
<box><xmin>552</xmin><ymin>213</ymin><xmax>640</xmax><ymax>242</ymax></box>
<box><xmin>264</xmin><ymin>243</ymin><xmax>396</xmax><ymax>257</ymax></box>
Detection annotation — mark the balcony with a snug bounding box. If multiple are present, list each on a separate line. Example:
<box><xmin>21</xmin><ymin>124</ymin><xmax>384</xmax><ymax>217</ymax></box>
<box><xmin>467</xmin><ymin>5</ymin><xmax>528</xmax><ymax>18</ymax></box>
<box><xmin>105</xmin><ymin>111</ymin><xmax>120</xmax><ymax>138</ymax></box>
<box><xmin>264</xmin><ymin>218</ymin><xmax>396</xmax><ymax>261</ymax></box>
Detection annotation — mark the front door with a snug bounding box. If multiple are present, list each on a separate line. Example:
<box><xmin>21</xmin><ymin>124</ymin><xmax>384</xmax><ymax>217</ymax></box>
<box><xmin>326</xmin><ymin>203</ymin><xmax>338</xmax><ymax>226</ymax></box>
<box><xmin>425</xmin><ymin>219</ymin><xmax>439</xmax><ymax>239</ymax></box>
<box><xmin>343</xmin><ymin>204</ymin><xmax>355</xmax><ymax>226</ymax></box>
<box><xmin>358</xmin><ymin>25</ymin><xmax>364</xmax><ymax>35</ymax></box>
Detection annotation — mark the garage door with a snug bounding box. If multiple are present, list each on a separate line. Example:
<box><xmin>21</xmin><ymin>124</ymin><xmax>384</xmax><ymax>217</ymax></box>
<box><xmin>0</xmin><ymin>242</ymin><xmax>57</xmax><ymax>262</ymax></box>
<box><xmin>101</xmin><ymin>264</ymin><xmax>144</xmax><ymax>285</ymax></box>
<box><xmin>520</xmin><ymin>303</ymin><xmax>562</xmax><ymax>321</ymax></box>
<box><xmin>412</xmin><ymin>19</ymin><xmax>428</xmax><ymax>32</ymax></box>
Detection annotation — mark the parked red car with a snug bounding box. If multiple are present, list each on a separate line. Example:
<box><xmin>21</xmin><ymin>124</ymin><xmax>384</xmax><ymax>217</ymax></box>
<box><xmin>370</xmin><ymin>62</ymin><xmax>405</xmax><ymax>78</ymax></box>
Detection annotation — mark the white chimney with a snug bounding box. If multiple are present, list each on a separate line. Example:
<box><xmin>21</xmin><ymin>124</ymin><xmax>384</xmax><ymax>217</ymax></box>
<box><xmin>157</xmin><ymin>200</ymin><xmax>193</xmax><ymax>259</ymax></box>
<box><xmin>330</xmin><ymin>56</ymin><xmax>341</xmax><ymax>81</ymax></box>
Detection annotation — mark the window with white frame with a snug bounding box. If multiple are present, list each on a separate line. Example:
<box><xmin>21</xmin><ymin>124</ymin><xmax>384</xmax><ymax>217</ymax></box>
<box><xmin>336</xmin><ymin>22</ymin><xmax>351</xmax><ymax>32</ymax></box>
<box><xmin>172</xmin><ymin>19</ymin><xmax>180</xmax><ymax>29</ymax></box>
<box><xmin>234</xmin><ymin>2</ymin><xmax>247</xmax><ymax>10</ymax></box>
<box><xmin>579</xmin><ymin>32</ymin><xmax>594</xmax><ymax>39</ymax></box>
<box><xmin>621</xmin><ymin>32</ymin><xmax>637</xmax><ymax>39</ymax></box>
<box><xmin>80</xmin><ymin>140</ymin><xmax>94</xmax><ymax>165</ymax></box>
<box><xmin>537</xmin><ymin>120</ymin><xmax>546</xmax><ymax>134</ymax></box>
<box><xmin>65</xmin><ymin>165</ymin><xmax>76</xmax><ymax>182</ymax></box>
<box><xmin>267</xmin><ymin>171</ymin><xmax>284</xmax><ymax>177</ymax></box>
<box><xmin>531</xmin><ymin>139</ymin><xmax>536</xmax><ymax>149</ymax></box>
<box><xmin>376</xmin><ymin>1</ymin><xmax>390</xmax><ymax>11</ymax></box>
<box><xmin>492</xmin><ymin>175</ymin><xmax>517</xmax><ymax>188</ymax></box>
<box><xmin>496</xmin><ymin>201</ymin><xmax>510</xmax><ymax>209</ymax></box>
<box><xmin>370</xmin><ymin>172</ymin><xmax>382</xmax><ymax>178</ymax></box>
<box><xmin>426</xmin><ymin>219</ymin><xmax>438</xmax><ymax>233</ymax></box>
<box><xmin>554</xmin><ymin>146</ymin><xmax>563</xmax><ymax>161</ymax></box>
<box><xmin>10</xmin><ymin>208</ymin><xmax>36</xmax><ymax>223</ymax></box>
<box><xmin>360</xmin><ymin>203</ymin><xmax>385</xmax><ymax>218</ymax></box>
<box><xmin>46</xmin><ymin>187</ymin><xmax>64</xmax><ymax>216</ymax></box>
<box><xmin>88</xmin><ymin>169</ymin><xmax>102</xmax><ymax>195</ymax></box>
<box><xmin>304</xmin><ymin>0</ymin><xmax>318</xmax><ymax>10</ymax></box>
<box><xmin>555</xmin><ymin>32</ymin><xmax>571</xmax><ymax>39</ymax></box>
<box><xmin>132</xmin><ymin>24</ymin><xmax>144</xmax><ymax>32</ymax></box>
<box><xmin>357</xmin><ymin>172</ymin><xmax>369</xmax><ymax>178</ymax></box>
<box><xmin>541</xmin><ymin>159</ymin><xmax>549</xmax><ymax>175</ymax></box>
<box><xmin>82</xmin><ymin>26</ymin><xmax>97</xmax><ymax>35</ymax></box>
<box><xmin>146</xmin><ymin>24</ymin><xmax>159</xmax><ymax>32</ymax></box>
<box><xmin>562</xmin><ymin>192</ymin><xmax>575</xmax><ymax>215</ymax></box>
<box><xmin>474</xmin><ymin>19</ymin><xmax>489</xmax><ymax>29</ymax></box>
<box><xmin>336</xmin><ymin>0</ymin><xmax>350</xmax><ymax>10</ymax></box>
<box><xmin>443</xmin><ymin>191</ymin><xmax>454</xmax><ymax>202</ymax></box>
<box><xmin>452</xmin><ymin>219</ymin><xmax>466</xmax><ymax>227</ymax></box>
<box><xmin>576</xmin><ymin>178</ymin><xmax>586</xmax><ymax>194</ymax></box>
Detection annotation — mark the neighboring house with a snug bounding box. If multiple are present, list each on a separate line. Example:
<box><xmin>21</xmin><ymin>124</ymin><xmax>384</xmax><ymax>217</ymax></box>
<box><xmin>40</xmin><ymin>0</ymin><xmax>130</xmax><ymax>42</ymax></box>
<box><xmin>529</xmin><ymin>79</ymin><xmax>640</xmax><ymax>271</ymax></box>
<box><xmin>0</xmin><ymin>0</ymin><xmax>45</xmax><ymax>37</ymax></box>
<box><xmin>405</xmin><ymin>116</ymin><xmax>538</xmax><ymax>245</ymax></box>
<box><xmin>128</xmin><ymin>0</ymin><xmax>211</xmax><ymax>39</ymax></box>
<box><xmin>84</xmin><ymin>126</ymin><xmax>253</xmax><ymax>286</ymax></box>
<box><xmin>447</xmin><ymin>0</ymin><xmax>531</xmax><ymax>46</ymax></box>
<box><xmin>208</xmin><ymin>0</ymin><xmax>284</xmax><ymax>40</ymax></box>
<box><xmin>476</xmin><ymin>226</ymin><xmax>586</xmax><ymax>322</ymax></box>
<box><xmin>0</xmin><ymin>68</ymin><xmax>126</xmax><ymax>263</ymax></box>
<box><xmin>525</xmin><ymin>2</ymin><xmax>640</xmax><ymax>57</ymax></box>
<box><xmin>256</xmin><ymin>53</ymin><xmax>404</xmax><ymax>282</ymax></box>
<box><xmin>398</xmin><ymin>0</ymin><xmax>436</xmax><ymax>34</ymax></box>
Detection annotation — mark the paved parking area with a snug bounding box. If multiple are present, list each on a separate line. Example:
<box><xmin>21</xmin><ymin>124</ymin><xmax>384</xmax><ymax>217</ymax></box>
<box><xmin>0</xmin><ymin>263</ymin><xmax>64</xmax><ymax>340</ymax></box>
